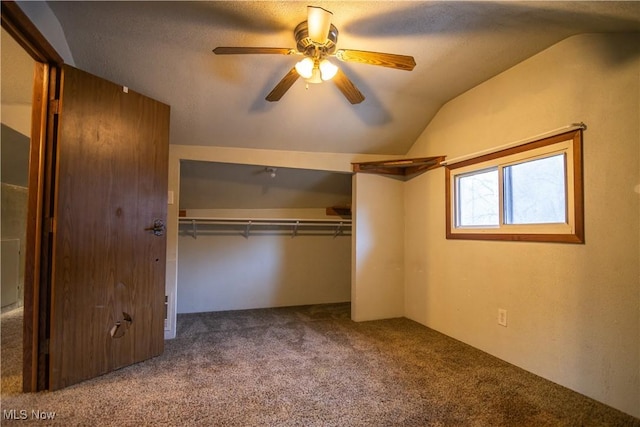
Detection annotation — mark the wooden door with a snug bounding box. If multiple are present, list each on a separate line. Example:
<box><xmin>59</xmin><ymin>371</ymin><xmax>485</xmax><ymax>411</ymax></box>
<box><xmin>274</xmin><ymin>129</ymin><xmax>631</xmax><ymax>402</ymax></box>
<box><xmin>47</xmin><ymin>65</ymin><xmax>169</xmax><ymax>390</ymax></box>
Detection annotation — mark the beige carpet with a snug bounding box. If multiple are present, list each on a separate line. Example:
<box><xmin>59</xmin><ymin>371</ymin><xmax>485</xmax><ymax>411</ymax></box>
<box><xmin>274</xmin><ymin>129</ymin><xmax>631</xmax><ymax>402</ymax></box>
<box><xmin>1</xmin><ymin>303</ymin><xmax>638</xmax><ymax>426</ymax></box>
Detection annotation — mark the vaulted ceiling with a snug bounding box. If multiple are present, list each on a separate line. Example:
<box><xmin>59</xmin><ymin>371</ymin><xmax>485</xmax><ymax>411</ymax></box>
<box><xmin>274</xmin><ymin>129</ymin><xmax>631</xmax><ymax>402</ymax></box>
<box><xmin>44</xmin><ymin>1</ymin><xmax>640</xmax><ymax>155</ymax></box>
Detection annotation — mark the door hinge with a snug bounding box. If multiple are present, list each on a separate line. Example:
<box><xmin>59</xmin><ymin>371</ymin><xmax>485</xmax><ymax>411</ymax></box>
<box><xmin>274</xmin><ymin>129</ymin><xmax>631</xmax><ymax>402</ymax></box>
<box><xmin>40</xmin><ymin>338</ymin><xmax>50</xmax><ymax>355</ymax></box>
<box><xmin>49</xmin><ymin>99</ymin><xmax>60</xmax><ymax>115</ymax></box>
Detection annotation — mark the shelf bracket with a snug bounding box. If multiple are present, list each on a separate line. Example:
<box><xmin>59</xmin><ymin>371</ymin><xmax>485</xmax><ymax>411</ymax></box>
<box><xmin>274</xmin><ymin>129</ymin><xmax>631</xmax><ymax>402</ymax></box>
<box><xmin>334</xmin><ymin>222</ymin><xmax>343</xmax><ymax>238</ymax></box>
<box><xmin>292</xmin><ymin>220</ymin><xmax>299</xmax><ymax>238</ymax></box>
<box><xmin>191</xmin><ymin>219</ymin><xmax>197</xmax><ymax>239</ymax></box>
<box><xmin>244</xmin><ymin>221</ymin><xmax>252</xmax><ymax>239</ymax></box>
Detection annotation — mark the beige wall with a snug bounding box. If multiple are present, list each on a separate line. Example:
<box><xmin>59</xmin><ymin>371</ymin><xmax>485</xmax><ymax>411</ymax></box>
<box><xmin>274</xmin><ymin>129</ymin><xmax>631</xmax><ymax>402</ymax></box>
<box><xmin>1</xmin><ymin>184</ymin><xmax>28</xmax><ymax>307</ymax></box>
<box><xmin>2</xmin><ymin>26</ymin><xmax>32</xmax><ymax>310</ymax></box>
<box><xmin>177</xmin><ymin>208</ymin><xmax>351</xmax><ymax>313</ymax></box>
<box><xmin>177</xmin><ymin>223</ymin><xmax>351</xmax><ymax>313</ymax></box>
<box><xmin>352</xmin><ymin>173</ymin><xmax>405</xmax><ymax>321</ymax></box>
<box><xmin>405</xmin><ymin>33</ymin><xmax>639</xmax><ymax>417</ymax></box>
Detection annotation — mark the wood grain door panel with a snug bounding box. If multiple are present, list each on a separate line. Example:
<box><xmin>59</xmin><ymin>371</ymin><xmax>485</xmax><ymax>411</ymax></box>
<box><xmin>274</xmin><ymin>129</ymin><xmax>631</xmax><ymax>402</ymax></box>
<box><xmin>49</xmin><ymin>65</ymin><xmax>169</xmax><ymax>390</ymax></box>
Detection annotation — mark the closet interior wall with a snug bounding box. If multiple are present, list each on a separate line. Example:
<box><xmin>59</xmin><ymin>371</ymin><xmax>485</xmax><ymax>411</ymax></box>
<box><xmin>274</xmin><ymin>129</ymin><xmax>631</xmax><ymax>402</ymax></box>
<box><xmin>176</xmin><ymin>162</ymin><xmax>352</xmax><ymax>314</ymax></box>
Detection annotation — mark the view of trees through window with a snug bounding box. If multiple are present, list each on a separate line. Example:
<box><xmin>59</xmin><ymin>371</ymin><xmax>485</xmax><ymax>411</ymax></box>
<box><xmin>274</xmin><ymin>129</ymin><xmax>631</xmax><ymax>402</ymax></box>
<box><xmin>504</xmin><ymin>154</ymin><xmax>566</xmax><ymax>224</ymax></box>
<box><xmin>456</xmin><ymin>168</ymin><xmax>498</xmax><ymax>227</ymax></box>
<box><xmin>455</xmin><ymin>154</ymin><xmax>566</xmax><ymax>227</ymax></box>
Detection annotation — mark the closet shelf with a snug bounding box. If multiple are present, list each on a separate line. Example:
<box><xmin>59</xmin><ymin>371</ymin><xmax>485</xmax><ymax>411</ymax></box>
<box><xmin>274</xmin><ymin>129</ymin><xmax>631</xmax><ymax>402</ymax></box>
<box><xmin>178</xmin><ymin>217</ymin><xmax>352</xmax><ymax>239</ymax></box>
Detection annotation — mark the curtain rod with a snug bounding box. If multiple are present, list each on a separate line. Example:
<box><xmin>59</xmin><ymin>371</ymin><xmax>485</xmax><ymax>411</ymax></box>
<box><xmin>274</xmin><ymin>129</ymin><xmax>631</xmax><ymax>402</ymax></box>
<box><xmin>440</xmin><ymin>122</ymin><xmax>586</xmax><ymax>166</ymax></box>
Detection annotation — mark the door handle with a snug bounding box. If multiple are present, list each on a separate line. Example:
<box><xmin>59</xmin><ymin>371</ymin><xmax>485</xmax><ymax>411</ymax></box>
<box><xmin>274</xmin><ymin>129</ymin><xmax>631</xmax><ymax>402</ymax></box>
<box><xmin>145</xmin><ymin>219</ymin><xmax>165</xmax><ymax>236</ymax></box>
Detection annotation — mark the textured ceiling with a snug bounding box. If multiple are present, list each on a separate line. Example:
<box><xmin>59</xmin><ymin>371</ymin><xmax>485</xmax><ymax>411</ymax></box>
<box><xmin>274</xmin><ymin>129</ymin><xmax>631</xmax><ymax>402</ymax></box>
<box><xmin>179</xmin><ymin>161</ymin><xmax>352</xmax><ymax>210</ymax></box>
<box><xmin>38</xmin><ymin>1</ymin><xmax>640</xmax><ymax>155</ymax></box>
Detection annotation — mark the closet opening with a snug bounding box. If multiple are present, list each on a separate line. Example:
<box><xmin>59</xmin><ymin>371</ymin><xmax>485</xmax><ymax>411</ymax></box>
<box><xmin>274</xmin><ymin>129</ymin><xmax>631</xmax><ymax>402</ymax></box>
<box><xmin>175</xmin><ymin>160</ymin><xmax>352</xmax><ymax>315</ymax></box>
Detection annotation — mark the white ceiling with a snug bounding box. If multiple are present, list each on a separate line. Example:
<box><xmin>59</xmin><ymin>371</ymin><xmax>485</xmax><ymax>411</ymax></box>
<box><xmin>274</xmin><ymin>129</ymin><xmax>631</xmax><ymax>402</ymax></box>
<box><xmin>45</xmin><ymin>1</ymin><xmax>640</xmax><ymax>156</ymax></box>
<box><xmin>179</xmin><ymin>161</ymin><xmax>352</xmax><ymax>209</ymax></box>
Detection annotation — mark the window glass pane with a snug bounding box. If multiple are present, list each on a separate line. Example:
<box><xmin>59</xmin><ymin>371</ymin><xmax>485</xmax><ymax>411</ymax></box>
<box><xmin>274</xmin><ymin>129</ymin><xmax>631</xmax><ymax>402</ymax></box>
<box><xmin>504</xmin><ymin>154</ymin><xmax>566</xmax><ymax>224</ymax></box>
<box><xmin>456</xmin><ymin>168</ymin><xmax>499</xmax><ymax>227</ymax></box>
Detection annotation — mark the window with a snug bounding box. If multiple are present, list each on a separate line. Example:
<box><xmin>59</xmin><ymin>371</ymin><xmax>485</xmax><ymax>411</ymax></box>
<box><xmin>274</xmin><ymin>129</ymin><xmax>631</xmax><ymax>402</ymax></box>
<box><xmin>445</xmin><ymin>130</ymin><xmax>584</xmax><ymax>243</ymax></box>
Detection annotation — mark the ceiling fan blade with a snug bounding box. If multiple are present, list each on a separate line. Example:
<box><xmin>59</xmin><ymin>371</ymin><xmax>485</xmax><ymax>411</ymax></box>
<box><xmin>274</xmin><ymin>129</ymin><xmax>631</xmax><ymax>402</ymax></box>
<box><xmin>332</xmin><ymin>68</ymin><xmax>365</xmax><ymax>104</ymax></box>
<box><xmin>213</xmin><ymin>47</ymin><xmax>295</xmax><ymax>55</ymax></box>
<box><xmin>335</xmin><ymin>49</ymin><xmax>416</xmax><ymax>71</ymax></box>
<box><xmin>265</xmin><ymin>67</ymin><xmax>300</xmax><ymax>102</ymax></box>
<box><xmin>307</xmin><ymin>6</ymin><xmax>333</xmax><ymax>43</ymax></box>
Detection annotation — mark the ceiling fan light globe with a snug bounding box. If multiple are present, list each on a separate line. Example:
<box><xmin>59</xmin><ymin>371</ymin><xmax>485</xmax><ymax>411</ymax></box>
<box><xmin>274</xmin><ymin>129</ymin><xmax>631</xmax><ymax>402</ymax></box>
<box><xmin>319</xmin><ymin>59</ymin><xmax>338</xmax><ymax>81</ymax></box>
<box><xmin>295</xmin><ymin>57</ymin><xmax>314</xmax><ymax>79</ymax></box>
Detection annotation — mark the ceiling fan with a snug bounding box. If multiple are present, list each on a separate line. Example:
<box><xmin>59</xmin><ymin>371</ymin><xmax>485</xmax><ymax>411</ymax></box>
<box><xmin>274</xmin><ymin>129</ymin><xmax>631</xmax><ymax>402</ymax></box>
<box><xmin>213</xmin><ymin>6</ymin><xmax>416</xmax><ymax>104</ymax></box>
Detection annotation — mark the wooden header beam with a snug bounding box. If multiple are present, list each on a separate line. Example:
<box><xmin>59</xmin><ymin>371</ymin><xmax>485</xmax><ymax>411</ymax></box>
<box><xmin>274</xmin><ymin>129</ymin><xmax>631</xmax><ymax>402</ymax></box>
<box><xmin>352</xmin><ymin>156</ymin><xmax>446</xmax><ymax>179</ymax></box>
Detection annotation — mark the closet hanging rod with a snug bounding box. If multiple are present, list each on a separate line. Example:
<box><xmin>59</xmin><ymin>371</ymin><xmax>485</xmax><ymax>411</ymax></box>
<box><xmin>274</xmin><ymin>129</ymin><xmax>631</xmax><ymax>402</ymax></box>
<box><xmin>178</xmin><ymin>217</ymin><xmax>351</xmax><ymax>239</ymax></box>
<box><xmin>178</xmin><ymin>217</ymin><xmax>352</xmax><ymax>227</ymax></box>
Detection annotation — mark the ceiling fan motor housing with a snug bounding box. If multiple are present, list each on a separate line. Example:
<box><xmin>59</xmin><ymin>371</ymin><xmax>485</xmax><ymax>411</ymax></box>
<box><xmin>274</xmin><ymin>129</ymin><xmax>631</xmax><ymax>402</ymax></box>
<box><xmin>294</xmin><ymin>21</ymin><xmax>339</xmax><ymax>57</ymax></box>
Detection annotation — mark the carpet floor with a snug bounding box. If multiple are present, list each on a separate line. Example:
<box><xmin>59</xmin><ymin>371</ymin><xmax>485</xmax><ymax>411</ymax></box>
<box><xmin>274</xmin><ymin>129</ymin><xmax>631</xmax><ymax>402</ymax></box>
<box><xmin>1</xmin><ymin>303</ymin><xmax>638</xmax><ymax>426</ymax></box>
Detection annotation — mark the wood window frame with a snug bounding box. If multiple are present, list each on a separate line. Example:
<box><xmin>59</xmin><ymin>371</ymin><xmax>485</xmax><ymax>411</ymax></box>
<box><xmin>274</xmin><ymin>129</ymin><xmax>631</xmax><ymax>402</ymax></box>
<box><xmin>445</xmin><ymin>129</ymin><xmax>584</xmax><ymax>243</ymax></box>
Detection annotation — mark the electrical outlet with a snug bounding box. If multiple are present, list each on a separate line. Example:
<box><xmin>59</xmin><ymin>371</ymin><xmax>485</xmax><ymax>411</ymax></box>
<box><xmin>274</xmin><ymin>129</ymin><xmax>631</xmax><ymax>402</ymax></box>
<box><xmin>498</xmin><ymin>308</ymin><xmax>507</xmax><ymax>327</ymax></box>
